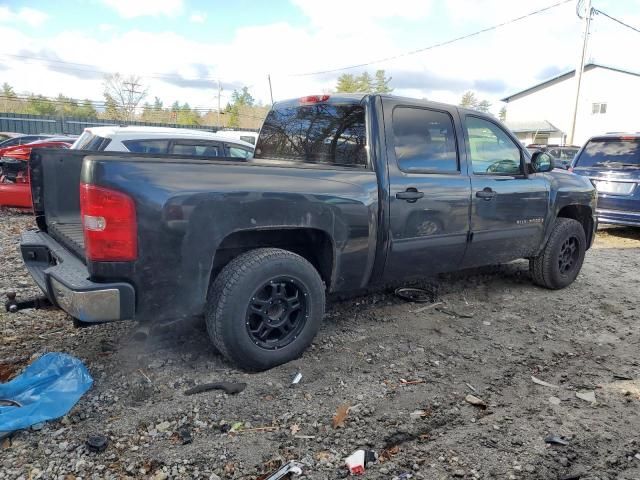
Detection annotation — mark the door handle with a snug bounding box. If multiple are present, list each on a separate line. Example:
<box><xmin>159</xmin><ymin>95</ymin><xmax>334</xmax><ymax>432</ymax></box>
<box><xmin>396</xmin><ymin>188</ymin><xmax>424</xmax><ymax>202</ymax></box>
<box><xmin>476</xmin><ymin>188</ymin><xmax>496</xmax><ymax>200</ymax></box>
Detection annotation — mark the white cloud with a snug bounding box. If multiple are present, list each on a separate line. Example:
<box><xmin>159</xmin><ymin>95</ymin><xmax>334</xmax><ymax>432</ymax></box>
<box><xmin>101</xmin><ymin>0</ymin><xmax>183</xmax><ymax>19</ymax></box>
<box><xmin>99</xmin><ymin>24</ymin><xmax>115</xmax><ymax>32</ymax></box>
<box><xmin>1</xmin><ymin>0</ymin><xmax>639</xmax><ymax>119</ymax></box>
<box><xmin>189</xmin><ymin>12</ymin><xmax>206</xmax><ymax>23</ymax></box>
<box><xmin>291</xmin><ymin>0</ymin><xmax>432</xmax><ymax>23</ymax></box>
<box><xmin>0</xmin><ymin>6</ymin><xmax>48</xmax><ymax>27</ymax></box>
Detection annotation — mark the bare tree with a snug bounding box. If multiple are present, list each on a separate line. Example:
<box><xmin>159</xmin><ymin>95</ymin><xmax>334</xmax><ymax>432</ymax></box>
<box><xmin>103</xmin><ymin>73</ymin><xmax>148</xmax><ymax>122</ymax></box>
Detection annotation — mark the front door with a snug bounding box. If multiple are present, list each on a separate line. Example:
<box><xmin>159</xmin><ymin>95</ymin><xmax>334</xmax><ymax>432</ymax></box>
<box><xmin>461</xmin><ymin>115</ymin><xmax>549</xmax><ymax>267</ymax></box>
<box><xmin>384</xmin><ymin>102</ymin><xmax>471</xmax><ymax>280</ymax></box>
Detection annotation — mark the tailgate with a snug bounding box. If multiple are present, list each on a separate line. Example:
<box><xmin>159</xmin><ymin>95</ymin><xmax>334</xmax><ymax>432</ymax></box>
<box><xmin>30</xmin><ymin>148</ymin><xmax>88</xmax><ymax>260</ymax></box>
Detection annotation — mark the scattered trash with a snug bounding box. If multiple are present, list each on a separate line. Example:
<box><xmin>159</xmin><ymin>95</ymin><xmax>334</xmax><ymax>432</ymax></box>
<box><xmin>86</xmin><ymin>433</ymin><xmax>108</xmax><ymax>453</ymax></box>
<box><xmin>399</xmin><ymin>378</ymin><xmax>425</xmax><ymax>386</ymax></box>
<box><xmin>544</xmin><ymin>434</ymin><xmax>569</xmax><ymax>446</ymax></box>
<box><xmin>264</xmin><ymin>460</ymin><xmax>304</xmax><ymax>480</ymax></box>
<box><xmin>395</xmin><ymin>286</ymin><xmax>437</xmax><ymax>304</ymax></box>
<box><xmin>138</xmin><ymin>369</ymin><xmax>152</xmax><ymax>384</ymax></box>
<box><xmin>531</xmin><ymin>376</ymin><xmax>559</xmax><ymax>389</ymax></box>
<box><xmin>0</xmin><ymin>399</ymin><xmax>21</xmax><ymax>407</ymax></box>
<box><xmin>332</xmin><ymin>403</ymin><xmax>350</xmax><ymax>429</ymax></box>
<box><xmin>379</xmin><ymin>445</ymin><xmax>400</xmax><ymax>462</ymax></box>
<box><xmin>548</xmin><ymin>396</ymin><xmax>562</xmax><ymax>406</ymax></box>
<box><xmin>294</xmin><ymin>434</ymin><xmax>315</xmax><ymax>439</ymax></box>
<box><xmin>392</xmin><ymin>474</ymin><xmax>413</xmax><ymax>480</ymax></box>
<box><xmin>344</xmin><ymin>449</ymin><xmax>377</xmax><ymax>475</ymax></box>
<box><xmin>613</xmin><ymin>374</ymin><xmax>633</xmax><ymax>381</ymax></box>
<box><xmin>435</xmin><ymin>307</ymin><xmax>474</xmax><ymax>318</ymax></box>
<box><xmin>576</xmin><ymin>390</ymin><xmax>596</xmax><ymax>403</ymax></box>
<box><xmin>409</xmin><ymin>409</ymin><xmax>427</xmax><ymax>420</ymax></box>
<box><xmin>600</xmin><ymin>379</ymin><xmax>640</xmax><ymax>399</ymax></box>
<box><xmin>184</xmin><ymin>381</ymin><xmax>246</xmax><ymax>396</ymax></box>
<box><xmin>178</xmin><ymin>426</ymin><xmax>192</xmax><ymax>445</ymax></box>
<box><xmin>289</xmin><ymin>423</ymin><xmax>300</xmax><ymax>435</ymax></box>
<box><xmin>465</xmin><ymin>394</ymin><xmax>487</xmax><ymax>409</ymax></box>
<box><xmin>482</xmin><ymin>321</ymin><xmax>491</xmax><ymax>326</ymax></box>
<box><xmin>412</xmin><ymin>302</ymin><xmax>443</xmax><ymax>313</ymax></box>
<box><xmin>465</xmin><ymin>383</ymin><xmax>477</xmax><ymax>392</ymax></box>
<box><xmin>229</xmin><ymin>422</ymin><xmax>244</xmax><ymax>433</ymax></box>
<box><xmin>0</xmin><ymin>353</ymin><xmax>93</xmax><ymax>432</ymax></box>
<box><xmin>290</xmin><ymin>372</ymin><xmax>303</xmax><ymax>386</ymax></box>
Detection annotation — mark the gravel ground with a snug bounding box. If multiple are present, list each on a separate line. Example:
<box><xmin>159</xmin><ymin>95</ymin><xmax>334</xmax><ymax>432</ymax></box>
<box><xmin>1</xmin><ymin>209</ymin><xmax>639</xmax><ymax>480</ymax></box>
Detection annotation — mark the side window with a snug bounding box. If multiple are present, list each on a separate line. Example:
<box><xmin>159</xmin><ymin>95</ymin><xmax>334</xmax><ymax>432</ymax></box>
<box><xmin>465</xmin><ymin>116</ymin><xmax>522</xmax><ymax>175</ymax></box>
<box><xmin>392</xmin><ymin>107</ymin><xmax>458</xmax><ymax>172</ymax></box>
<box><xmin>123</xmin><ymin>139</ymin><xmax>169</xmax><ymax>154</ymax></box>
<box><xmin>229</xmin><ymin>146</ymin><xmax>252</xmax><ymax>158</ymax></box>
<box><xmin>170</xmin><ymin>142</ymin><xmax>221</xmax><ymax>157</ymax></box>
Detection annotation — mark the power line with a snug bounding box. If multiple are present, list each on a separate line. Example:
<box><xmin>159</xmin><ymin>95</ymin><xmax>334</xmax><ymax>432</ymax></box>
<box><xmin>593</xmin><ymin>8</ymin><xmax>640</xmax><ymax>34</ymax></box>
<box><xmin>288</xmin><ymin>0</ymin><xmax>573</xmax><ymax>77</ymax></box>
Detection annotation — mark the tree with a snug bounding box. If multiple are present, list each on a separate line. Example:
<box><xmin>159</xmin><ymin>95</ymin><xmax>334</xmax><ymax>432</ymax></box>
<box><xmin>374</xmin><ymin>70</ymin><xmax>393</xmax><ymax>94</ymax></box>
<box><xmin>476</xmin><ymin>100</ymin><xmax>491</xmax><ymax>113</ymax></box>
<box><xmin>336</xmin><ymin>73</ymin><xmax>359</xmax><ymax>93</ymax></box>
<box><xmin>225</xmin><ymin>86</ymin><xmax>255</xmax><ymax>128</ymax></box>
<box><xmin>499</xmin><ymin>106</ymin><xmax>507</xmax><ymax>122</ymax></box>
<box><xmin>356</xmin><ymin>72</ymin><xmax>373</xmax><ymax>92</ymax></box>
<box><xmin>103</xmin><ymin>94</ymin><xmax>121</xmax><ymax>121</ymax></box>
<box><xmin>1</xmin><ymin>83</ymin><xmax>16</xmax><ymax>98</ymax></box>
<box><xmin>26</xmin><ymin>94</ymin><xmax>56</xmax><ymax>115</ymax></box>
<box><xmin>103</xmin><ymin>73</ymin><xmax>148</xmax><ymax>122</ymax></box>
<box><xmin>459</xmin><ymin>91</ymin><xmax>479</xmax><ymax>109</ymax></box>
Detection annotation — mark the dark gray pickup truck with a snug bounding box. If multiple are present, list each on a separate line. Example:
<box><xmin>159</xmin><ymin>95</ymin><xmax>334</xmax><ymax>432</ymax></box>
<box><xmin>21</xmin><ymin>94</ymin><xmax>597</xmax><ymax>370</ymax></box>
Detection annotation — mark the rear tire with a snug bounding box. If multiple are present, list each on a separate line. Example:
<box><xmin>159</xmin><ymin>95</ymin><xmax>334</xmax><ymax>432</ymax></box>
<box><xmin>205</xmin><ymin>248</ymin><xmax>325</xmax><ymax>371</ymax></box>
<box><xmin>530</xmin><ymin>218</ymin><xmax>586</xmax><ymax>289</ymax></box>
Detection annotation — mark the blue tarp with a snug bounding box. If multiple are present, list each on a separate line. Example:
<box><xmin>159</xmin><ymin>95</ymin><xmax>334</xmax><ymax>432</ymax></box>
<box><xmin>0</xmin><ymin>352</ymin><xmax>93</xmax><ymax>432</ymax></box>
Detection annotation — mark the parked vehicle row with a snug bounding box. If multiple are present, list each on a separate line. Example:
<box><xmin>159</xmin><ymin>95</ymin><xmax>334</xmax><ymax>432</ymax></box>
<box><xmin>19</xmin><ymin>93</ymin><xmax>597</xmax><ymax>371</ymax></box>
<box><xmin>0</xmin><ymin>126</ymin><xmax>256</xmax><ymax>209</ymax></box>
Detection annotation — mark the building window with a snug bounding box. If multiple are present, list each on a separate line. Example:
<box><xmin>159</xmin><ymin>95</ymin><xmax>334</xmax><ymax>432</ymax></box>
<box><xmin>592</xmin><ymin>102</ymin><xmax>607</xmax><ymax>114</ymax></box>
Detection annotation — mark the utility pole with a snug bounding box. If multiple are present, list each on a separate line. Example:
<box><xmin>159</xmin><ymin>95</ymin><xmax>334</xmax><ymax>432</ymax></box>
<box><xmin>568</xmin><ymin>0</ymin><xmax>592</xmax><ymax>145</ymax></box>
<box><xmin>268</xmin><ymin>74</ymin><xmax>274</xmax><ymax>105</ymax></box>
<box><xmin>122</xmin><ymin>80</ymin><xmax>143</xmax><ymax>123</ymax></box>
<box><xmin>216</xmin><ymin>79</ymin><xmax>222</xmax><ymax>129</ymax></box>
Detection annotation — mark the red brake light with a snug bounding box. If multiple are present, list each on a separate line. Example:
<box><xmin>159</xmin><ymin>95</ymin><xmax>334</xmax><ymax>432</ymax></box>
<box><xmin>80</xmin><ymin>183</ymin><xmax>137</xmax><ymax>261</ymax></box>
<box><xmin>299</xmin><ymin>94</ymin><xmax>330</xmax><ymax>105</ymax></box>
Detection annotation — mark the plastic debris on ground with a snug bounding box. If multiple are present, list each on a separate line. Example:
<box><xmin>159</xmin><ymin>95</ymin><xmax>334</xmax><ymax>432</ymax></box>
<box><xmin>290</xmin><ymin>371</ymin><xmax>303</xmax><ymax>386</ymax></box>
<box><xmin>86</xmin><ymin>433</ymin><xmax>109</xmax><ymax>453</ymax></box>
<box><xmin>344</xmin><ymin>449</ymin><xmax>377</xmax><ymax>475</ymax></box>
<box><xmin>0</xmin><ymin>352</ymin><xmax>93</xmax><ymax>433</ymax></box>
<box><xmin>264</xmin><ymin>460</ymin><xmax>304</xmax><ymax>480</ymax></box>
<box><xmin>183</xmin><ymin>381</ymin><xmax>246</xmax><ymax>395</ymax></box>
<box><xmin>544</xmin><ymin>434</ymin><xmax>570</xmax><ymax>446</ymax></box>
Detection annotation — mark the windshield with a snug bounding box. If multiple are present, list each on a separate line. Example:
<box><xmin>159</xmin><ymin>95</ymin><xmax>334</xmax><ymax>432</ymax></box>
<box><xmin>255</xmin><ymin>102</ymin><xmax>367</xmax><ymax>168</ymax></box>
<box><xmin>575</xmin><ymin>138</ymin><xmax>640</xmax><ymax>168</ymax></box>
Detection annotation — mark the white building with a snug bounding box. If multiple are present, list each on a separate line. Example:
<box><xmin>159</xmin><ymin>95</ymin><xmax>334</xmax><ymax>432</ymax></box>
<box><xmin>502</xmin><ymin>63</ymin><xmax>640</xmax><ymax>147</ymax></box>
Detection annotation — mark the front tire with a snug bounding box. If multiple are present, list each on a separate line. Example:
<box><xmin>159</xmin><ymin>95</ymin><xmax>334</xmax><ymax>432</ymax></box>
<box><xmin>205</xmin><ymin>248</ymin><xmax>325</xmax><ymax>371</ymax></box>
<box><xmin>530</xmin><ymin>218</ymin><xmax>586</xmax><ymax>289</ymax></box>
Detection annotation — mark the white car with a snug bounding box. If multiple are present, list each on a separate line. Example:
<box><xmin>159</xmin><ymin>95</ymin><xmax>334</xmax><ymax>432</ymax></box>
<box><xmin>71</xmin><ymin>126</ymin><xmax>254</xmax><ymax>158</ymax></box>
<box><xmin>214</xmin><ymin>129</ymin><xmax>258</xmax><ymax>145</ymax></box>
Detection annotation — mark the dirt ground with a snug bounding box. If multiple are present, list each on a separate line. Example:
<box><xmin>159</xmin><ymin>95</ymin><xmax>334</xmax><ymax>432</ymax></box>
<box><xmin>1</xmin><ymin>209</ymin><xmax>639</xmax><ymax>480</ymax></box>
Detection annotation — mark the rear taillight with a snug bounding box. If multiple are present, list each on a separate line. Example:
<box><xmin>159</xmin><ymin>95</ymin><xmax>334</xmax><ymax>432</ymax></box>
<box><xmin>80</xmin><ymin>183</ymin><xmax>137</xmax><ymax>261</ymax></box>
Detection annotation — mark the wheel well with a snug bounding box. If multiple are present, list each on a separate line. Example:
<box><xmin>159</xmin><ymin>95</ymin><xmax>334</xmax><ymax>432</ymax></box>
<box><xmin>210</xmin><ymin>228</ymin><xmax>334</xmax><ymax>289</ymax></box>
<box><xmin>557</xmin><ymin>205</ymin><xmax>594</xmax><ymax>246</ymax></box>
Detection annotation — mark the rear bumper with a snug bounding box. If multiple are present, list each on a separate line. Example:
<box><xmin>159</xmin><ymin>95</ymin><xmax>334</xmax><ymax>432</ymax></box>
<box><xmin>596</xmin><ymin>208</ymin><xmax>640</xmax><ymax>227</ymax></box>
<box><xmin>20</xmin><ymin>229</ymin><xmax>135</xmax><ymax>322</ymax></box>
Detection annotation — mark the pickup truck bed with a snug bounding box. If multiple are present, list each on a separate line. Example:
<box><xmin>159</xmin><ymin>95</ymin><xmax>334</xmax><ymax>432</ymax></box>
<box><xmin>21</xmin><ymin>94</ymin><xmax>598</xmax><ymax>370</ymax></box>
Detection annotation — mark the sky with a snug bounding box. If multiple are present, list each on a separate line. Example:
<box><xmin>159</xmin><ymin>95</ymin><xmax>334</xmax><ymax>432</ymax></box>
<box><xmin>1</xmin><ymin>0</ymin><xmax>640</xmax><ymax>115</ymax></box>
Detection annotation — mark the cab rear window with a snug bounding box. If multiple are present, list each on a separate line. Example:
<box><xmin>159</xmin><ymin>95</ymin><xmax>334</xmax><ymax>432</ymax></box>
<box><xmin>255</xmin><ymin>103</ymin><xmax>367</xmax><ymax>168</ymax></box>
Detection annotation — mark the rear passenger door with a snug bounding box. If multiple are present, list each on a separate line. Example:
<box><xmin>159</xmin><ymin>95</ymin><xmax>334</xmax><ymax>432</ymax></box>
<box><xmin>383</xmin><ymin>101</ymin><xmax>471</xmax><ymax>280</ymax></box>
<box><xmin>461</xmin><ymin>114</ymin><xmax>549</xmax><ymax>267</ymax></box>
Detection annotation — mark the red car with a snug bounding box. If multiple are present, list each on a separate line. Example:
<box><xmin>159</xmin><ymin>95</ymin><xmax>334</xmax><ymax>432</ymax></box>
<box><xmin>0</xmin><ymin>138</ymin><xmax>73</xmax><ymax>209</ymax></box>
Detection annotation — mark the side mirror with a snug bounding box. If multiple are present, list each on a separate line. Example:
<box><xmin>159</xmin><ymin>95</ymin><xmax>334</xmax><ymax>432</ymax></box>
<box><xmin>531</xmin><ymin>151</ymin><xmax>555</xmax><ymax>173</ymax></box>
